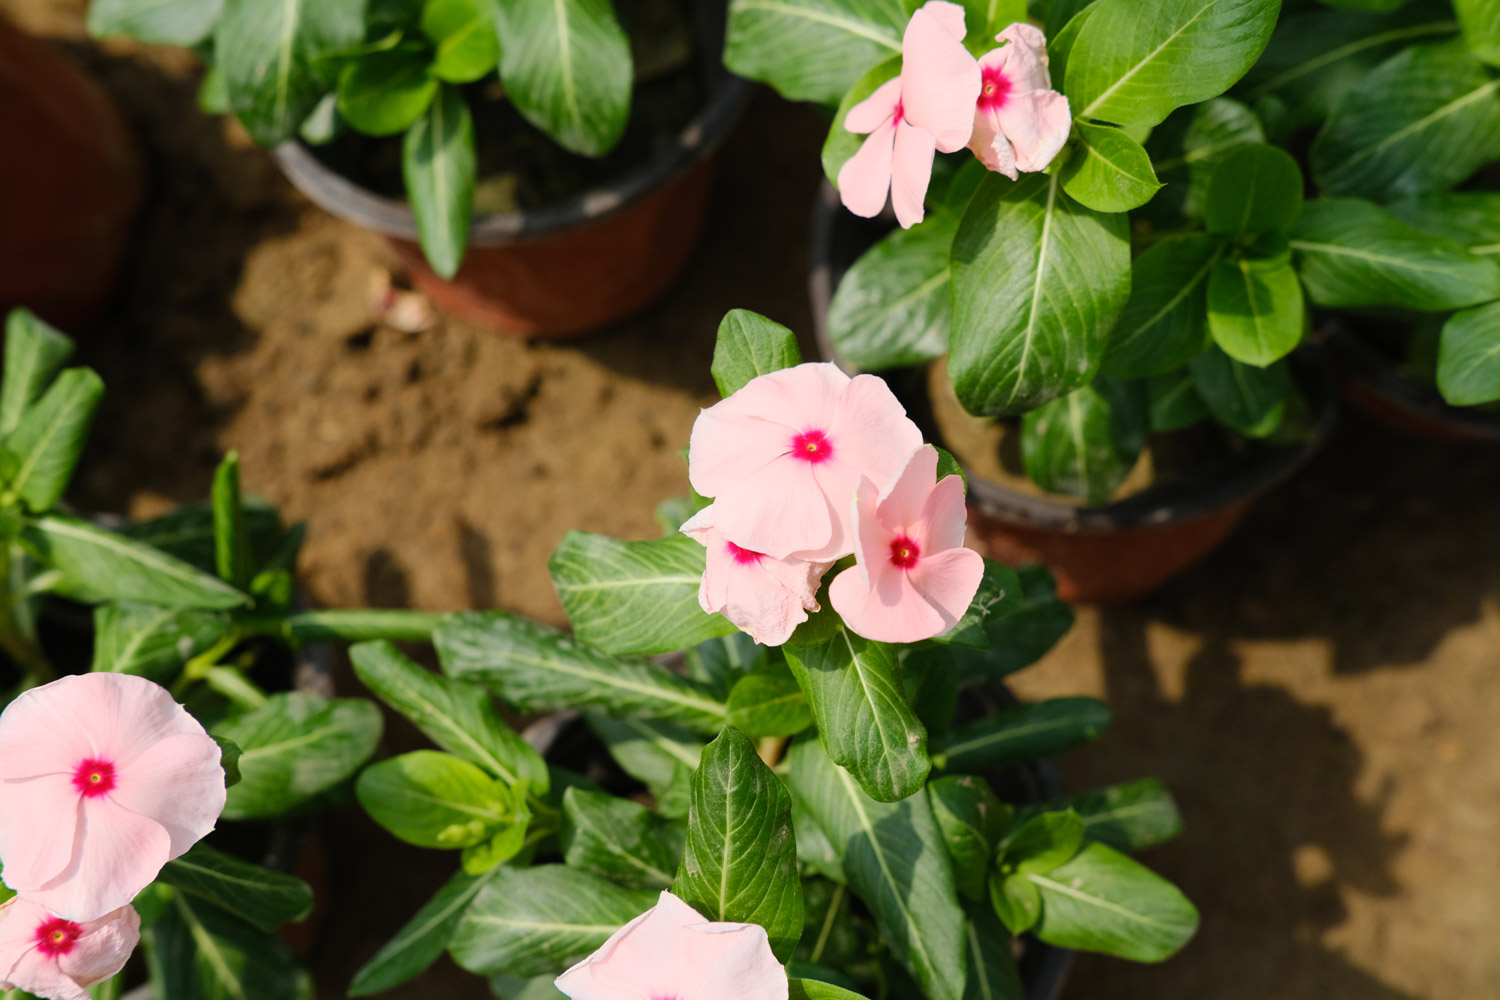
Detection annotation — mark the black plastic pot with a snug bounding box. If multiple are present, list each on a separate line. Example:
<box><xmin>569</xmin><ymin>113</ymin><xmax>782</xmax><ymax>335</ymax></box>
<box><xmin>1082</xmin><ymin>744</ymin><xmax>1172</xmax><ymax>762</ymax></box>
<box><xmin>274</xmin><ymin>3</ymin><xmax>751</xmax><ymax>338</ymax></box>
<box><xmin>809</xmin><ymin>182</ymin><xmax>1337</xmax><ymax>603</ymax></box>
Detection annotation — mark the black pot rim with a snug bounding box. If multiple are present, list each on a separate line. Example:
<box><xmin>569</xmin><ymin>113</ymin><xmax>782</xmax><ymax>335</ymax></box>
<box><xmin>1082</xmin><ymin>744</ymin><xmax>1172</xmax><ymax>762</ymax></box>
<box><xmin>808</xmin><ymin>181</ymin><xmax>1338</xmax><ymax>534</ymax></box>
<box><xmin>273</xmin><ymin>7</ymin><xmax>752</xmax><ymax>247</ymax></box>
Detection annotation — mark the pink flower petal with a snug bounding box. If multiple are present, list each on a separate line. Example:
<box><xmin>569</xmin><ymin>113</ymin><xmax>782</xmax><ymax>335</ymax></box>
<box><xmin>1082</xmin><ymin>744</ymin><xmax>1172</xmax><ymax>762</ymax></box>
<box><xmin>57</xmin><ymin>906</ymin><xmax>140</xmax><ymax>987</ymax></box>
<box><xmin>837</xmin><ymin>118</ymin><xmax>897</xmax><ymax>219</ymax></box>
<box><xmin>683</xmin><ymin>506</ymin><xmax>827</xmax><ymax>646</ymax></box>
<box><xmin>687</xmin><ymin>407</ymin><xmax>797</xmax><ymax>504</ymax></box>
<box><xmin>0</xmin><ymin>898</ymin><xmax>138</xmax><ymax>1000</ymax></box>
<box><xmin>996</xmin><ymin>22</ymin><xmax>1054</xmax><ymax>90</ymax></box>
<box><xmin>919</xmin><ymin>0</ymin><xmax>967</xmax><ymax>40</ymax></box>
<box><xmin>901</xmin><ymin>5</ymin><xmax>981</xmax><ymax>152</ymax></box>
<box><xmin>1004</xmin><ymin>88</ymin><xmax>1072</xmax><ymax>173</ymax></box>
<box><xmin>712</xmin><ymin>455</ymin><xmax>835</xmax><ymax>561</ymax></box>
<box><xmin>0</xmin><ymin>776</ymin><xmax>81</xmax><ymax>892</ymax></box>
<box><xmin>675</xmin><ymin>921</ymin><xmax>789</xmax><ymax>1000</ymax></box>
<box><xmin>891</xmin><ymin>122</ymin><xmax>937</xmax><ymax>229</ymax></box>
<box><xmin>843</xmin><ymin>77</ymin><xmax>901</xmax><ymax>135</ymax></box>
<box><xmin>830</xmin><ymin>562</ymin><xmax>947</xmax><ymax>643</ymax></box>
<box><xmin>110</xmin><ymin>733</ymin><xmax>226</xmax><ymax>861</ymax></box>
<box><xmin>916</xmin><ymin>472</ymin><xmax>970</xmax><ymax>553</ymax></box>
<box><xmin>969</xmin><ymin>104</ymin><xmax>1018</xmax><ymax>178</ymax></box>
<box><xmin>0</xmin><ymin>682</ymin><xmax>99</xmax><ymax>781</ymax></box>
<box><xmin>875</xmin><ymin>445</ymin><xmax>940</xmax><ymax>536</ymax></box>
<box><xmin>26</xmin><ymin>798</ymin><xmax>171</xmax><ymax>922</ymax></box>
<box><xmin>908</xmin><ymin>546</ymin><xmax>986</xmax><ymax>630</ymax></box>
<box><xmin>823</xmin><ymin>375</ymin><xmax>925</xmax><ymax>487</ymax></box>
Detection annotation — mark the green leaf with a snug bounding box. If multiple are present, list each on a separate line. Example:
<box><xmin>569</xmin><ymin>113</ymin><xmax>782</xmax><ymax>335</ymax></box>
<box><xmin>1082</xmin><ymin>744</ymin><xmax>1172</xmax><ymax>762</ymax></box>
<box><xmin>214</xmin><ymin>692</ymin><xmax>383</xmax><ymax>819</ymax></box>
<box><xmin>338</xmin><ymin>47</ymin><xmax>440</xmax><ymax>136</ymax></box>
<box><xmin>950</xmin><ymin>173</ymin><xmax>1132</xmax><ymax>416</ymax></box>
<box><xmin>423</xmin><ymin>0</ymin><xmax>501</xmax><ymax>83</ymax></box>
<box><xmin>827</xmin><ymin>212</ymin><xmax>956</xmax><ymax>371</ymax></box>
<box><xmin>1064</xmin><ymin>0</ymin><xmax>1281</xmax><ymax>128</ymax></box>
<box><xmin>158</xmin><ymin>843</ymin><xmax>312</xmax><ymax>934</ymax></box>
<box><xmin>1312</xmin><ymin>40</ymin><xmax>1500</xmax><ymax>201</ymax></box>
<box><xmin>437</xmin><ymin>612</ymin><xmax>728</xmax><ymax>733</ymax></box>
<box><xmin>685</xmin><ymin>631</ymin><xmax>767</xmax><ymax>699</ymax></box>
<box><xmin>822</xmin><ymin>57</ymin><xmax>901</xmax><ymax>185</ymax></box>
<box><xmin>957</xmin><ymin>0</ymin><xmax>1028</xmax><ymax>42</ymax></box>
<box><xmin>403</xmin><ymin>83</ymin><xmax>477</xmax><ymax>280</ymax></box>
<box><xmin>349</xmin><ymin>864</ymin><xmax>506</xmax><ymax>996</ymax></box>
<box><xmin>988</xmin><ymin>871</ymin><xmax>1041</xmax><ymax>934</ymax></box>
<box><xmin>997</xmin><ymin>810</ymin><xmax>1084</xmax><ymax>875</ymax></box>
<box><xmin>726</xmin><ymin>664</ymin><xmax>814</xmax><ymax>738</ymax></box>
<box><xmin>1458</xmin><ymin>0</ymin><xmax>1500</xmax><ymax>65</ymax></box>
<box><xmin>22</xmin><ymin>514</ymin><xmax>250</xmax><ymax>609</ymax></box>
<box><xmin>87</xmin><ymin>0</ymin><xmax>222</xmax><ymax>46</ymax></box>
<box><xmin>673</xmin><ymin>728</ymin><xmax>802</xmax><ymax>960</ymax></box>
<box><xmin>561</xmin><ymin>787</ymin><xmax>682</xmax><ymax>890</ymax></box>
<box><xmin>934</xmin><ymin>697</ymin><xmax>1110</xmax><ymax>773</ymax></box>
<box><xmin>461</xmin><ymin>822</ymin><xmax>529</xmax><ymax>874</ymax></box>
<box><xmin>215</xmin><ymin>0</ymin><xmax>365</xmax><ymax>144</ymax></box>
<box><xmin>1029</xmin><ymin>841</ymin><xmax>1199</xmax><ymax>961</ymax></box>
<box><xmin>1021</xmin><ymin>380</ymin><xmax>1147</xmax><ymax>505</ymax></box>
<box><xmin>585</xmin><ymin>713</ymin><xmax>702</xmax><ymax>796</ymax></box>
<box><xmin>117</xmin><ymin>498</ymin><xmax>285</xmax><ymax>576</ymax></box>
<box><xmin>1206</xmin><ymin>255</ymin><xmax>1305</xmax><ymax>367</ymax></box>
<box><xmin>1</xmin><ymin>368</ymin><xmax>103</xmax><ymax>512</ymax></box>
<box><xmin>350</xmin><ymin>640</ymin><xmax>548</xmax><ymax>791</ymax></box>
<box><xmin>449</xmin><ymin>866</ymin><xmax>656</xmax><ymax>977</ymax></box>
<box><xmin>1438</xmin><ymin>301</ymin><xmax>1500</xmax><ymax>405</ymax></box>
<box><xmin>215</xmin><ymin>736</ymin><xmax>242</xmax><ymax>789</ymax></box>
<box><xmin>783</xmin><ymin>619</ymin><xmax>930</xmax><ymax>803</ymax></box>
<box><xmin>1060</xmin><ymin>122</ymin><xmax>1162</xmax><ymax>213</ymax></box>
<box><xmin>1146</xmin><ymin>367</ymin><xmax>1210</xmax><ymax>432</ymax></box>
<box><xmin>90</xmin><ymin>603</ymin><xmax>229</xmax><ymax>684</ymax></box>
<box><xmin>946</xmin><ymin>565</ymin><xmax>1073</xmax><ymax>681</ymax></box>
<box><xmin>961</xmin><ymin>898</ymin><xmax>1026</xmax><ymax>1000</ymax></box>
<box><xmin>929</xmin><ymin>775</ymin><xmax>1013</xmax><ymax>900</ymax></box>
<box><xmin>145</xmin><ymin>891</ymin><xmax>314</xmax><ymax>1000</ymax></box>
<box><xmin>711</xmin><ymin>310</ymin><xmax>804</xmax><ymax>398</ymax></box>
<box><xmin>1015</xmin><ymin>777</ymin><xmax>1184</xmax><ymax>854</ymax></box>
<box><xmin>1387</xmin><ymin>191</ymin><xmax>1500</xmax><ymax>250</ymax></box>
<box><xmin>1189</xmin><ymin>343</ymin><xmax>1288</xmax><ymax>437</ymax></box>
<box><xmin>357</xmin><ymin>750</ymin><xmax>526</xmax><ymax>848</ymax></box>
<box><xmin>789</xmin><ymin>979</ymin><xmax>875</xmax><ymax>1000</ymax></box>
<box><xmin>549</xmin><ymin>531</ymin><xmax>734</xmax><ymax>656</ymax></box>
<box><xmin>1290</xmin><ymin>198</ymin><xmax>1500</xmax><ymax>310</ymax></box>
<box><xmin>786</xmin><ymin>737</ymin><xmax>967</xmax><ymax>1000</ymax></box>
<box><xmin>725</xmin><ymin>0</ymin><xmax>906</xmax><ymax>104</ymax></box>
<box><xmin>1204</xmin><ymin>144</ymin><xmax>1303</xmax><ymax>237</ymax></box>
<box><xmin>1147</xmin><ymin>97</ymin><xmax>1266</xmax><ymax>221</ymax></box>
<box><xmin>0</xmin><ymin>309</ymin><xmax>74</xmax><ymax>438</ymax></box>
<box><xmin>931</xmin><ymin>558</ymin><xmax>1022</xmax><ymax>651</ymax></box>
<box><xmin>494</xmin><ymin>0</ymin><xmax>631</xmax><ymax>156</ymax></box>
<box><xmin>210</xmin><ymin>451</ymin><xmax>251</xmax><ymax>589</ymax></box>
<box><xmin>1101</xmin><ymin>235</ymin><xmax>1223</xmax><ymax>379</ymax></box>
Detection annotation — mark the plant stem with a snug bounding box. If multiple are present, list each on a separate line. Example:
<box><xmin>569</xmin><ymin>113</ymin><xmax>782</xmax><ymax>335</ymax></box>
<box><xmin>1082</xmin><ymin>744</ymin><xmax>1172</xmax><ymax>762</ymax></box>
<box><xmin>275</xmin><ymin>609</ymin><xmax>445</xmax><ymax>644</ymax></box>
<box><xmin>757</xmin><ymin>735</ymin><xmax>789</xmax><ymax>768</ymax></box>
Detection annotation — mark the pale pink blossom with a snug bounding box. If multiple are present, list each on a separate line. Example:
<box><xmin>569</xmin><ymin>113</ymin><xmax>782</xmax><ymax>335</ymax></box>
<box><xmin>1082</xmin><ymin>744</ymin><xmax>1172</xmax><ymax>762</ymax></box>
<box><xmin>0</xmin><ymin>673</ymin><xmax>226</xmax><ymax>921</ymax></box>
<box><xmin>687</xmin><ymin>363</ymin><xmax>923</xmax><ymax>562</ymax></box>
<box><xmin>681</xmin><ymin>504</ymin><xmax>830</xmax><ymax>645</ymax></box>
<box><xmin>838</xmin><ymin>1</ymin><xmax>981</xmax><ymax>228</ymax></box>
<box><xmin>830</xmin><ymin>445</ymin><xmax>984</xmax><ymax>643</ymax></box>
<box><xmin>555</xmin><ymin>890</ymin><xmax>787</xmax><ymax>1000</ymax></box>
<box><xmin>969</xmin><ymin>23</ymin><xmax>1072</xmax><ymax>178</ymax></box>
<box><xmin>0</xmin><ymin>897</ymin><xmax>139</xmax><ymax>1000</ymax></box>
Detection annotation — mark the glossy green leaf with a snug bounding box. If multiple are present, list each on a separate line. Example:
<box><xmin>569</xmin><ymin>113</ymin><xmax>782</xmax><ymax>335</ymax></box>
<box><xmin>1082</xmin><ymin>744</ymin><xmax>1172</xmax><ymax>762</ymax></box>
<box><xmin>437</xmin><ymin>612</ymin><xmax>728</xmax><ymax>732</ymax></box>
<box><xmin>495</xmin><ymin>0</ymin><xmax>631</xmax><ymax>156</ymax></box>
<box><xmin>338</xmin><ymin>48</ymin><xmax>439</xmax><ymax>136</ymax></box>
<box><xmin>117</xmin><ymin>498</ymin><xmax>285</xmax><ymax>577</ymax></box>
<box><xmin>1438</xmin><ymin>301</ymin><xmax>1500</xmax><ymax>405</ymax></box>
<box><xmin>997</xmin><ymin>810</ymin><xmax>1084</xmax><ymax>875</ymax></box>
<box><xmin>827</xmin><ymin>212</ymin><xmax>956</xmax><ymax>371</ymax></box>
<box><xmin>961</xmin><ymin>898</ymin><xmax>1026</xmax><ymax>1000</ymax></box>
<box><xmin>932</xmin><ymin>558</ymin><xmax>1022</xmax><ymax>651</ymax></box>
<box><xmin>1146</xmin><ymin>367</ymin><xmax>1211</xmax><ymax>432</ymax></box>
<box><xmin>686</xmin><ymin>631</ymin><xmax>768</xmax><ymax>699</ymax></box>
<box><xmin>1</xmin><ymin>368</ymin><xmax>102</xmax><ymax>512</ymax></box>
<box><xmin>0</xmin><ymin>309</ymin><xmax>74</xmax><ymax>437</ymax></box>
<box><xmin>87</xmin><ymin>0</ymin><xmax>222</xmax><ymax>46</ymax></box>
<box><xmin>1388</xmin><ymin>191</ymin><xmax>1500</xmax><ymax>251</ymax></box>
<box><xmin>215</xmin><ymin>692</ymin><xmax>383</xmax><ymax>819</ymax></box>
<box><xmin>562</xmin><ymin>787</ymin><xmax>682</xmax><ymax>890</ymax></box>
<box><xmin>1457</xmin><ymin>0</ymin><xmax>1500</xmax><ymax>65</ymax></box>
<box><xmin>725</xmin><ymin>0</ymin><xmax>906</xmax><ymax>104</ymax></box>
<box><xmin>789</xmin><ymin>979</ymin><xmax>874</xmax><ymax>1000</ymax></box>
<box><xmin>449</xmin><ymin>866</ymin><xmax>656</xmax><ymax>977</ymax></box>
<box><xmin>988</xmin><ymin>871</ymin><xmax>1041</xmax><ymax>934</ymax></box>
<box><xmin>1065</xmin><ymin>0</ymin><xmax>1280</xmax><ymax>128</ymax></box>
<box><xmin>712</xmin><ymin>309</ymin><xmax>803</xmax><ymax>398</ymax></box>
<box><xmin>1206</xmin><ymin>255</ymin><xmax>1305</xmax><ymax>367</ymax></box>
<box><xmin>934</xmin><ymin>697</ymin><xmax>1110</xmax><ymax>773</ymax></box>
<box><xmin>1015</xmin><ymin>777</ymin><xmax>1184</xmax><ymax>854</ymax></box>
<box><xmin>929</xmin><ymin>775</ymin><xmax>1013</xmax><ymax>900</ymax></box>
<box><xmin>1101</xmin><ymin>235</ymin><xmax>1222</xmax><ymax>379</ymax></box>
<box><xmin>584</xmin><ymin>713</ymin><xmax>703</xmax><ymax>800</ymax></box>
<box><xmin>158</xmin><ymin>843</ymin><xmax>313</xmax><ymax>934</ymax></box>
<box><xmin>403</xmin><ymin>83</ymin><xmax>476</xmax><ymax>280</ymax></box>
<box><xmin>673</xmin><ymin>728</ymin><xmax>802</xmax><ymax>960</ymax></box>
<box><xmin>726</xmin><ymin>665</ymin><xmax>814</xmax><ymax>738</ymax></box>
<box><xmin>349</xmin><ymin>864</ymin><xmax>505</xmax><ymax>996</ymax></box>
<box><xmin>210</xmin><ymin>451</ymin><xmax>251</xmax><ymax>589</ymax></box>
<box><xmin>950</xmin><ymin>173</ymin><xmax>1132</xmax><ymax>416</ymax></box>
<box><xmin>90</xmin><ymin>603</ymin><xmax>228</xmax><ymax>684</ymax></box>
<box><xmin>550</xmin><ymin>531</ymin><xmax>734</xmax><ymax>656</ymax></box>
<box><xmin>1021</xmin><ymin>380</ymin><xmax>1147</xmax><ymax>505</ymax></box>
<box><xmin>1029</xmin><ymin>841</ymin><xmax>1199</xmax><ymax>961</ymax></box>
<box><xmin>1189</xmin><ymin>344</ymin><xmax>1288</xmax><ymax>437</ymax></box>
<box><xmin>1204</xmin><ymin>144</ymin><xmax>1303</xmax><ymax>237</ymax></box>
<box><xmin>1147</xmin><ymin>97</ymin><xmax>1266</xmax><ymax>221</ymax></box>
<box><xmin>946</xmin><ymin>565</ymin><xmax>1073</xmax><ymax>681</ymax></box>
<box><xmin>822</xmin><ymin>57</ymin><xmax>901</xmax><ymax>184</ymax></box>
<box><xmin>358</xmin><ymin>750</ymin><xmax>524</xmax><ymax>848</ymax></box>
<box><xmin>424</xmin><ymin>0</ymin><xmax>501</xmax><ymax>83</ymax></box>
<box><xmin>1060</xmin><ymin>121</ymin><xmax>1162</xmax><ymax>213</ymax></box>
<box><xmin>144</xmin><ymin>891</ymin><xmax>314</xmax><ymax>1000</ymax></box>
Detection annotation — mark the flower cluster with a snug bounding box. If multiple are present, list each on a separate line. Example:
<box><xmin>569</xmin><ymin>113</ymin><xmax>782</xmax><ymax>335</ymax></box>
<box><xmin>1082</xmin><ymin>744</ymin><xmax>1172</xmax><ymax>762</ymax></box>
<box><xmin>685</xmin><ymin>363</ymin><xmax>984</xmax><ymax>645</ymax></box>
<box><xmin>0</xmin><ymin>673</ymin><xmax>226</xmax><ymax>1000</ymax></box>
<box><xmin>839</xmin><ymin>1</ymin><xmax>1071</xmax><ymax>228</ymax></box>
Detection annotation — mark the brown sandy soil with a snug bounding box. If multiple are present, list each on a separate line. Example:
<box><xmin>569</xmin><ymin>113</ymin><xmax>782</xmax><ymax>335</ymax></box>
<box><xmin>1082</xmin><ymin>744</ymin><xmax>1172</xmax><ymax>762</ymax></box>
<box><xmin>4</xmin><ymin>3</ymin><xmax>1498</xmax><ymax>999</ymax></box>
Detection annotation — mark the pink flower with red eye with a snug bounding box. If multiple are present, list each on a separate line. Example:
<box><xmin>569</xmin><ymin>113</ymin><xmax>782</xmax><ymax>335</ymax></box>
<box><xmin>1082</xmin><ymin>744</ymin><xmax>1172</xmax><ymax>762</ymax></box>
<box><xmin>687</xmin><ymin>362</ymin><xmax>923</xmax><ymax>562</ymax></box>
<box><xmin>555</xmin><ymin>890</ymin><xmax>787</xmax><ymax>1000</ymax></box>
<box><xmin>0</xmin><ymin>673</ymin><xmax>227</xmax><ymax>922</ymax></box>
<box><xmin>681</xmin><ymin>504</ymin><xmax>830</xmax><ymax>646</ymax></box>
<box><xmin>968</xmin><ymin>23</ymin><xmax>1072</xmax><ymax>179</ymax></box>
<box><xmin>830</xmin><ymin>444</ymin><xmax>984</xmax><ymax>643</ymax></box>
<box><xmin>838</xmin><ymin>0</ymin><xmax>982</xmax><ymax>228</ymax></box>
<box><xmin>0</xmin><ymin>897</ymin><xmax>139</xmax><ymax>1000</ymax></box>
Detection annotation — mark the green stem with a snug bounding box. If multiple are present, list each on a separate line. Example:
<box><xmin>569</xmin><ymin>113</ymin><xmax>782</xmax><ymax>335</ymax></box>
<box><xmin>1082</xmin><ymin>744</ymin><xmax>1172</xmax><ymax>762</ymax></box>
<box><xmin>266</xmin><ymin>609</ymin><xmax>445</xmax><ymax>644</ymax></box>
<box><xmin>170</xmin><ymin>632</ymin><xmax>241</xmax><ymax>700</ymax></box>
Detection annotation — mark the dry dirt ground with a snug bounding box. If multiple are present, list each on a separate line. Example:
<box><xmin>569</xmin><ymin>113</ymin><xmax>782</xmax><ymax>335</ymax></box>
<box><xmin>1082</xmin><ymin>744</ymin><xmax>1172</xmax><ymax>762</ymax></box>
<box><xmin>5</xmin><ymin>3</ymin><xmax>1499</xmax><ymax>999</ymax></box>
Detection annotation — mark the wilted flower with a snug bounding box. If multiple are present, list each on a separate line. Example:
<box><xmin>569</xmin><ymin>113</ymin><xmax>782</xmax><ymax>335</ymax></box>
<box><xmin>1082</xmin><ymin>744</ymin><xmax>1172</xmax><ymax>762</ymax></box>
<box><xmin>0</xmin><ymin>897</ymin><xmax>139</xmax><ymax>1000</ymax></box>
<box><xmin>969</xmin><ymin>23</ymin><xmax>1072</xmax><ymax>178</ymax></box>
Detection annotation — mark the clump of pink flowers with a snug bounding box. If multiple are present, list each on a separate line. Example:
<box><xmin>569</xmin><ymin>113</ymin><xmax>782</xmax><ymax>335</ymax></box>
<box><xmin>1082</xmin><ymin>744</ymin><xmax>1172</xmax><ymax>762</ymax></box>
<box><xmin>685</xmin><ymin>363</ymin><xmax>983</xmax><ymax>645</ymax></box>
<box><xmin>838</xmin><ymin>2</ymin><xmax>1072</xmax><ymax>226</ymax></box>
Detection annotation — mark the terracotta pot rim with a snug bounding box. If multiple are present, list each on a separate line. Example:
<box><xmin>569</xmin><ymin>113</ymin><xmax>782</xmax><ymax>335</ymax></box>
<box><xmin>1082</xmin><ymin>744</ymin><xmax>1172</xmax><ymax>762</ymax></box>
<box><xmin>273</xmin><ymin>6</ymin><xmax>750</xmax><ymax>248</ymax></box>
<box><xmin>807</xmin><ymin>181</ymin><xmax>1338</xmax><ymax>536</ymax></box>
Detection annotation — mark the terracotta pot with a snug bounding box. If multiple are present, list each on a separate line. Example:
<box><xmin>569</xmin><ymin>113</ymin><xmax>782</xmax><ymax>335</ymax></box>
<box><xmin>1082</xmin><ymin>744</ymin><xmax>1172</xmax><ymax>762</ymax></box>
<box><xmin>0</xmin><ymin>15</ymin><xmax>144</xmax><ymax>332</ymax></box>
<box><xmin>274</xmin><ymin>5</ymin><xmax>749</xmax><ymax>338</ymax></box>
<box><xmin>809</xmin><ymin>183</ymin><xmax>1336</xmax><ymax>604</ymax></box>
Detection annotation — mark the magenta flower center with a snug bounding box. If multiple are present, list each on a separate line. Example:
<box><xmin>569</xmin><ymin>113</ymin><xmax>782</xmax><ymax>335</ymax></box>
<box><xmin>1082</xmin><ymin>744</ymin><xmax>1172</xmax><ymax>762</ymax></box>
<box><xmin>889</xmin><ymin>535</ymin><xmax>921</xmax><ymax>569</ymax></box>
<box><xmin>33</xmin><ymin>917</ymin><xmax>81</xmax><ymax>957</ymax></box>
<box><xmin>979</xmin><ymin>66</ymin><xmax>1012</xmax><ymax>110</ymax></box>
<box><xmin>790</xmin><ymin>429</ymin><xmax>834</xmax><ymax>464</ymax></box>
<box><xmin>892</xmin><ymin>99</ymin><xmax>906</xmax><ymax>127</ymax></box>
<box><xmin>72</xmin><ymin>758</ymin><xmax>116</xmax><ymax>798</ymax></box>
<box><xmin>725</xmin><ymin>541</ymin><xmax>765</xmax><ymax>566</ymax></box>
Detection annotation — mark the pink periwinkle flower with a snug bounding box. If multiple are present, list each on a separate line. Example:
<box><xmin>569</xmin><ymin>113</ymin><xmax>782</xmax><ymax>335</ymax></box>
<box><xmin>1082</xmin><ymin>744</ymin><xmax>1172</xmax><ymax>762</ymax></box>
<box><xmin>555</xmin><ymin>890</ymin><xmax>787</xmax><ymax>1000</ymax></box>
<box><xmin>681</xmin><ymin>504</ymin><xmax>830</xmax><ymax>646</ymax></box>
<box><xmin>688</xmin><ymin>362</ymin><xmax>923</xmax><ymax>562</ymax></box>
<box><xmin>838</xmin><ymin>0</ymin><xmax>982</xmax><ymax>228</ymax></box>
<box><xmin>969</xmin><ymin>23</ymin><xmax>1072</xmax><ymax>179</ymax></box>
<box><xmin>830</xmin><ymin>444</ymin><xmax>984</xmax><ymax>643</ymax></box>
<box><xmin>0</xmin><ymin>897</ymin><xmax>139</xmax><ymax>1000</ymax></box>
<box><xmin>0</xmin><ymin>673</ymin><xmax>227</xmax><ymax>921</ymax></box>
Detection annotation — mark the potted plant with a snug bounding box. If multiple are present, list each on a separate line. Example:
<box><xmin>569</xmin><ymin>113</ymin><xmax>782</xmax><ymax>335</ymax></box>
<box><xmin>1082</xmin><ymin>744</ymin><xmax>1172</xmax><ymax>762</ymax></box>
<box><xmin>339</xmin><ymin>311</ymin><xmax>1197</xmax><ymax>1000</ymax></box>
<box><xmin>87</xmin><ymin>0</ymin><xmax>750</xmax><ymax>337</ymax></box>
